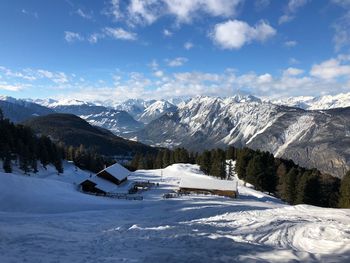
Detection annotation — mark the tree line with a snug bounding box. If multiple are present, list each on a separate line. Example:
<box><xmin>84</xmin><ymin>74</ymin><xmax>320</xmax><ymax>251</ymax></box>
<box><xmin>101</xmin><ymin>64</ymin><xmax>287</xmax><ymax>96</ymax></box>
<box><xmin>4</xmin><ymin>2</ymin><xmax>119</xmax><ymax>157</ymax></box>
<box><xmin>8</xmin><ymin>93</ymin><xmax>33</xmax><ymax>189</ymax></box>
<box><xmin>0</xmin><ymin>108</ymin><xmax>112</xmax><ymax>174</ymax></box>
<box><xmin>129</xmin><ymin>145</ymin><xmax>350</xmax><ymax>208</ymax></box>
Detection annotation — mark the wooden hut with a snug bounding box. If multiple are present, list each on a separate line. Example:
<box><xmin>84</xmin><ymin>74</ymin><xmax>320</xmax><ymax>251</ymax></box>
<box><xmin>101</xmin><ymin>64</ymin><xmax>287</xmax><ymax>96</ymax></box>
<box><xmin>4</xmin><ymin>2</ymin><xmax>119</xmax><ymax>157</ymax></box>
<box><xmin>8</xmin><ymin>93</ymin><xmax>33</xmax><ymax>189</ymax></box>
<box><xmin>179</xmin><ymin>177</ymin><xmax>238</xmax><ymax>198</ymax></box>
<box><xmin>96</xmin><ymin>163</ymin><xmax>130</xmax><ymax>185</ymax></box>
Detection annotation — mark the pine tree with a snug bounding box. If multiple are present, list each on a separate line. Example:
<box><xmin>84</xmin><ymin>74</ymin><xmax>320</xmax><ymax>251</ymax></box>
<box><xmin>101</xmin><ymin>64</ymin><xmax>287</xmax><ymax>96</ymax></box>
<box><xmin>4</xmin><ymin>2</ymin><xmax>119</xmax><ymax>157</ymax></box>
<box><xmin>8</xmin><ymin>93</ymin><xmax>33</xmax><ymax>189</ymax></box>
<box><xmin>3</xmin><ymin>154</ymin><xmax>12</xmax><ymax>173</ymax></box>
<box><xmin>235</xmin><ymin>148</ymin><xmax>253</xmax><ymax>180</ymax></box>
<box><xmin>261</xmin><ymin>152</ymin><xmax>277</xmax><ymax>194</ymax></box>
<box><xmin>226</xmin><ymin>146</ymin><xmax>236</xmax><ymax>160</ymax></box>
<box><xmin>31</xmin><ymin>159</ymin><xmax>38</xmax><ymax>173</ymax></box>
<box><xmin>339</xmin><ymin>171</ymin><xmax>350</xmax><ymax>208</ymax></box>
<box><xmin>155</xmin><ymin>150</ymin><xmax>163</xmax><ymax>169</ymax></box>
<box><xmin>296</xmin><ymin>170</ymin><xmax>320</xmax><ymax>206</ymax></box>
<box><xmin>162</xmin><ymin>149</ymin><xmax>170</xmax><ymax>167</ymax></box>
<box><xmin>199</xmin><ymin>150</ymin><xmax>211</xmax><ymax>175</ymax></box>
<box><xmin>228</xmin><ymin>160</ymin><xmax>233</xmax><ymax>180</ymax></box>
<box><xmin>246</xmin><ymin>154</ymin><xmax>265</xmax><ymax>190</ymax></box>
<box><xmin>278</xmin><ymin>167</ymin><xmax>298</xmax><ymax>204</ymax></box>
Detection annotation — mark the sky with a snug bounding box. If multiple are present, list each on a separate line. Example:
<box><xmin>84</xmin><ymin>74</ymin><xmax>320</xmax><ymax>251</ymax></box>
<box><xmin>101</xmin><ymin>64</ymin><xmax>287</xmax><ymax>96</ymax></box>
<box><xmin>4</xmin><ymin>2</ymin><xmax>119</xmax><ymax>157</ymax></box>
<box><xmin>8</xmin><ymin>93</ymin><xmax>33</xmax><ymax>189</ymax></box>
<box><xmin>0</xmin><ymin>0</ymin><xmax>350</xmax><ymax>103</ymax></box>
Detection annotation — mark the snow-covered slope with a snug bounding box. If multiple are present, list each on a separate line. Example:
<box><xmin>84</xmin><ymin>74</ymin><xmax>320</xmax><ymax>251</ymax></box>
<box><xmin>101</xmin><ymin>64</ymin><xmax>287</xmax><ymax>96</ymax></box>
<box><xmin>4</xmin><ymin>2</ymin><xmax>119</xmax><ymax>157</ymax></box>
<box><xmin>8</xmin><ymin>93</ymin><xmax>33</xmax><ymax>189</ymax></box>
<box><xmin>272</xmin><ymin>92</ymin><xmax>350</xmax><ymax>110</ymax></box>
<box><xmin>0</xmin><ymin>163</ymin><xmax>349</xmax><ymax>262</ymax></box>
<box><xmin>115</xmin><ymin>98</ymin><xmax>177</xmax><ymax>123</ymax></box>
<box><xmin>115</xmin><ymin>99</ymin><xmax>156</xmax><ymax>119</ymax></box>
<box><xmin>138</xmin><ymin>100</ymin><xmax>177</xmax><ymax>124</ymax></box>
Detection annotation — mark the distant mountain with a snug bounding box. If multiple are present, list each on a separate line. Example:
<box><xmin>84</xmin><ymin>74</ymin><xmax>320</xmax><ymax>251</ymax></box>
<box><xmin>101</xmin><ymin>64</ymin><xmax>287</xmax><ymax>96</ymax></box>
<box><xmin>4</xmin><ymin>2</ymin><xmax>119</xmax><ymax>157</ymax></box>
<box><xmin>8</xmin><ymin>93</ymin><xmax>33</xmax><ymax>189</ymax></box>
<box><xmin>115</xmin><ymin>99</ymin><xmax>178</xmax><ymax>124</ymax></box>
<box><xmin>129</xmin><ymin>95</ymin><xmax>350</xmax><ymax>178</ymax></box>
<box><xmin>24</xmin><ymin>113</ymin><xmax>156</xmax><ymax>157</ymax></box>
<box><xmin>49</xmin><ymin>104</ymin><xmax>143</xmax><ymax>135</ymax></box>
<box><xmin>272</xmin><ymin>92</ymin><xmax>350</xmax><ymax>110</ymax></box>
<box><xmin>115</xmin><ymin>99</ymin><xmax>155</xmax><ymax>119</ymax></box>
<box><xmin>0</xmin><ymin>96</ymin><xmax>55</xmax><ymax>123</ymax></box>
<box><xmin>138</xmin><ymin>100</ymin><xmax>177</xmax><ymax>124</ymax></box>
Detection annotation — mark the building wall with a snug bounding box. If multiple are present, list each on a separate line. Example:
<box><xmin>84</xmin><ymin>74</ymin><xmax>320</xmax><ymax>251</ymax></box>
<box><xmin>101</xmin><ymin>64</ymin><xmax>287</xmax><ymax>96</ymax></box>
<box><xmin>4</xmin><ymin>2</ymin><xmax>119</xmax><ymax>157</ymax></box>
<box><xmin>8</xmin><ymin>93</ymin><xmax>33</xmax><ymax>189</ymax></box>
<box><xmin>179</xmin><ymin>187</ymin><xmax>237</xmax><ymax>198</ymax></box>
<box><xmin>80</xmin><ymin>181</ymin><xmax>106</xmax><ymax>195</ymax></box>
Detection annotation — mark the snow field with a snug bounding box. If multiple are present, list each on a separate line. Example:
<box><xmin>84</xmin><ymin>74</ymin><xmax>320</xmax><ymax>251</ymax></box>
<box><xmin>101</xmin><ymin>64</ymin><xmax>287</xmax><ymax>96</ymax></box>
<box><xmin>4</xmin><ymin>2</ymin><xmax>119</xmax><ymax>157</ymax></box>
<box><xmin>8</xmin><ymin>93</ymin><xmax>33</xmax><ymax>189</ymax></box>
<box><xmin>0</xmin><ymin>162</ymin><xmax>349</xmax><ymax>262</ymax></box>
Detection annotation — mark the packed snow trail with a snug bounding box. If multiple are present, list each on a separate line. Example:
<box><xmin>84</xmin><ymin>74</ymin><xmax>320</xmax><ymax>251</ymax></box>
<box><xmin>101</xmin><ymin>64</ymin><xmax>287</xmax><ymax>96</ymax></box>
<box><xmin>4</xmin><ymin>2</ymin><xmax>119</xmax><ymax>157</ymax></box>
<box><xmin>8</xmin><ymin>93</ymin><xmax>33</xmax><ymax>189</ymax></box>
<box><xmin>0</xmin><ymin>162</ymin><xmax>349</xmax><ymax>262</ymax></box>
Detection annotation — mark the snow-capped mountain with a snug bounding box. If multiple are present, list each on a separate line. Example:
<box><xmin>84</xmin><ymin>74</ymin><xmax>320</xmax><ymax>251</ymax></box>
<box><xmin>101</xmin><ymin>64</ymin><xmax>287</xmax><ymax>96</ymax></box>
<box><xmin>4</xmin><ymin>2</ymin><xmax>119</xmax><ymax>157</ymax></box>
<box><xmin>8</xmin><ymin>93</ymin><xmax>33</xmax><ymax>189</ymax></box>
<box><xmin>115</xmin><ymin>99</ymin><xmax>178</xmax><ymax>123</ymax></box>
<box><xmin>0</xmin><ymin>96</ymin><xmax>54</xmax><ymax>122</ymax></box>
<box><xmin>138</xmin><ymin>100</ymin><xmax>177</xmax><ymax>124</ymax></box>
<box><xmin>48</xmin><ymin>104</ymin><xmax>144</xmax><ymax>135</ymax></box>
<box><xmin>114</xmin><ymin>99</ymin><xmax>156</xmax><ymax>119</ymax></box>
<box><xmin>32</xmin><ymin>98</ymin><xmax>95</xmax><ymax>107</ymax></box>
<box><xmin>272</xmin><ymin>92</ymin><xmax>350</xmax><ymax>110</ymax></box>
<box><xmin>130</xmin><ymin>95</ymin><xmax>350</xmax><ymax>178</ymax></box>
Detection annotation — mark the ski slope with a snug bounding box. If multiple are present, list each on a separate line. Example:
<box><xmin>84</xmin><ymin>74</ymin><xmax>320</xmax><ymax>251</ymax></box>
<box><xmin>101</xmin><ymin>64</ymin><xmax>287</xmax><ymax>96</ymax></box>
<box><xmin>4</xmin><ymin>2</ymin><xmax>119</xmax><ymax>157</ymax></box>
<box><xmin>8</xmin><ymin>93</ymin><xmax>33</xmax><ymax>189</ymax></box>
<box><xmin>0</xmin><ymin>162</ymin><xmax>349</xmax><ymax>262</ymax></box>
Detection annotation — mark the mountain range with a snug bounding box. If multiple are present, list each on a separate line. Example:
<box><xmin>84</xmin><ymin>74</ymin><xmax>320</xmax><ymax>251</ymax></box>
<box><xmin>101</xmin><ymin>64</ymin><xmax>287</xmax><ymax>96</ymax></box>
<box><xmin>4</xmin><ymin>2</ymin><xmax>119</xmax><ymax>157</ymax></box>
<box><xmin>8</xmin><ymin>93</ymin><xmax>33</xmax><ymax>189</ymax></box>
<box><xmin>1</xmin><ymin>92</ymin><xmax>350</xmax><ymax>178</ymax></box>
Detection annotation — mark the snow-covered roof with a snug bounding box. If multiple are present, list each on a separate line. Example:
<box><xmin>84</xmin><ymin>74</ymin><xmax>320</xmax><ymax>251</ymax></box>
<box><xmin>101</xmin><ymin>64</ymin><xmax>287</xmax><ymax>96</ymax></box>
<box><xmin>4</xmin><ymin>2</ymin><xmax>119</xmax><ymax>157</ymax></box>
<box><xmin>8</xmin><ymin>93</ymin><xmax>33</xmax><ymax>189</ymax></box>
<box><xmin>98</xmin><ymin>163</ymin><xmax>130</xmax><ymax>181</ymax></box>
<box><xmin>82</xmin><ymin>175</ymin><xmax>133</xmax><ymax>194</ymax></box>
<box><xmin>180</xmin><ymin>176</ymin><xmax>237</xmax><ymax>192</ymax></box>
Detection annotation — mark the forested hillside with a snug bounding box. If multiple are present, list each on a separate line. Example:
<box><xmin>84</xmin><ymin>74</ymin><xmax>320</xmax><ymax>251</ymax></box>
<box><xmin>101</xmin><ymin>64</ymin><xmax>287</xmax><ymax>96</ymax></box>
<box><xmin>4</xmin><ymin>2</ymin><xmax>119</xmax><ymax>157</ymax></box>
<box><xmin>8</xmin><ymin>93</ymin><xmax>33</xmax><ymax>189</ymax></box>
<box><xmin>0</xmin><ymin>109</ymin><xmax>114</xmax><ymax>174</ymax></box>
<box><xmin>24</xmin><ymin>113</ymin><xmax>157</xmax><ymax>156</ymax></box>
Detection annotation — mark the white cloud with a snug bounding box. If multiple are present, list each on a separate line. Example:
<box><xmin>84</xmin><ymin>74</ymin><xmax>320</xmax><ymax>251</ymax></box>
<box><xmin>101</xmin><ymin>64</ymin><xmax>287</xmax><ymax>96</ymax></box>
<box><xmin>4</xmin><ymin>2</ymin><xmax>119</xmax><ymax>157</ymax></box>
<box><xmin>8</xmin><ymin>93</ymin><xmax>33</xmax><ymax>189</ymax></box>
<box><xmin>103</xmin><ymin>27</ymin><xmax>137</xmax><ymax>41</ymax></box>
<box><xmin>279</xmin><ymin>0</ymin><xmax>309</xmax><ymax>24</ymax></box>
<box><xmin>284</xmin><ymin>40</ymin><xmax>298</xmax><ymax>47</ymax></box>
<box><xmin>163</xmin><ymin>29</ymin><xmax>173</xmax><ymax>37</ymax></box>
<box><xmin>331</xmin><ymin>0</ymin><xmax>350</xmax><ymax>52</ymax></box>
<box><xmin>76</xmin><ymin>8</ymin><xmax>93</xmax><ymax>19</ymax></box>
<box><xmin>163</xmin><ymin>0</ymin><xmax>242</xmax><ymax>23</ymax></box>
<box><xmin>0</xmin><ymin>83</ymin><xmax>23</xmax><ymax>91</ymax></box>
<box><xmin>64</xmin><ymin>31</ymin><xmax>84</xmax><ymax>42</ymax></box>
<box><xmin>184</xmin><ymin>41</ymin><xmax>194</xmax><ymax>50</ymax></box>
<box><xmin>166</xmin><ymin>57</ymin><xmax>188</xmax><ymax>67</ymax></box>
<box><xmin>108</xmin><ymin>0</ymin><xmax>123</xmax><ymax>20</ymax></box>
<box><xmin>21</xmin><ymin>9</ymin><xmax>38</xmax><ymax>19</ymax></box>
<box><xmin>37</xmin><ymin>70</ymin><xmax>69</xmax><ymax>84</ymax></box>
<box><xmin>154</xmin><ymin>70</ymin><xmax>164</xmax><ymax>77</ymax></box>
<box><xmin>211</xmin><ymin>19</ymin><xmax>276</xmax><ymax>49</ymax></box>
<box><xmin>283</xmin><ymin>67</ymin><xmax>304</xmax><ymax>76</ymax></box>
<box><xmin>310</xmin><ymin>56</ymin><xmax>350</xmax><ymax>79</ymax></box>
<box><xmin>88</xmin><ymin>33</ymin><xmax>102</xmax><ymax>44</ymax></box>
<box><xmin>106</xmin><ymin>0</ymin><xmax>243</xmax><ymax>26</ymax></box>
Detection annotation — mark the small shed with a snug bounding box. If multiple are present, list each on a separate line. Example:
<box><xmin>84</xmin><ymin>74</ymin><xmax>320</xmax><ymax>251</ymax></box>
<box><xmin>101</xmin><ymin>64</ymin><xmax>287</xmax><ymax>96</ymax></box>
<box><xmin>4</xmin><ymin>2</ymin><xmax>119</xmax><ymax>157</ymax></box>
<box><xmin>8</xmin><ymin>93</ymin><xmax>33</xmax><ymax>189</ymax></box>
<box><xmin>80</xmin><ymin>179</ymin><xmax>106</xmax><ymax>195</ymax></box>
<box><xmin>179</xmin><ymin>177</ymin><xmax>238</xmax><ymax>198</ymax></box>
<box><xmin>96</xmin><ymin>163</ymin><xmax>130</xmax><ymax>185</ymax></box>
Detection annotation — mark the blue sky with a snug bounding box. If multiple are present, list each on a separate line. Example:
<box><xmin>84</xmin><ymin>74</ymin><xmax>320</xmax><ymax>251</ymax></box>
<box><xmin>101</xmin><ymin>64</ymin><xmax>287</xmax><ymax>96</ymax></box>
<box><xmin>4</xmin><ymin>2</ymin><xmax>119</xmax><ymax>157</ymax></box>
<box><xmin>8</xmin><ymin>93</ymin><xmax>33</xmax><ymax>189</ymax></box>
<box><xmin>0</xmin><ymin>0</ymin><xmax>350</xmax><ymax>102</ymax></box>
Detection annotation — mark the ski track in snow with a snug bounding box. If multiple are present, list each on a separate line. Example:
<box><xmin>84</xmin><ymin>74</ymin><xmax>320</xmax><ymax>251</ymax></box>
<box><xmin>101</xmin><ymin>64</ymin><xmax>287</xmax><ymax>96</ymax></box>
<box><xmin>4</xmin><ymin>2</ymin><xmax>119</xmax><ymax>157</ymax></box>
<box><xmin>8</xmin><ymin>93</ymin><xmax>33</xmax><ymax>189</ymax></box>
<box><xmin>0</xmin><ymin>162</ymin><xmax>349</xmax><ymax>263</ymax></box>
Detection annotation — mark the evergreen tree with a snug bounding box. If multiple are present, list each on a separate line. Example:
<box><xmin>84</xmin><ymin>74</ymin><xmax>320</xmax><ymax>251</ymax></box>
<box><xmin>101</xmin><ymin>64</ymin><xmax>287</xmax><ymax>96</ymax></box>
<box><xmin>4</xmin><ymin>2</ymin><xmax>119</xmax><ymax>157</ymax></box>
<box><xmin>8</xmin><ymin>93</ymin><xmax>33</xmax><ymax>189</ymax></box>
<box><xmin>296</xmin><ymin>170</ymin><xmax>320</xmax><ymax>206</ymax></box>
<box><xmin>199</xmin><ymin>150</ymin><xmax>211</xmax><ymax>175</ymax></box>
<box><xmin>130</xmin><ymin>153</ymin><xmax>141</xmax><ymax>170</ymax></box>
<box><xmin>3</xmin><ymin>154</ymin><xmax>12</xmax><ymax>173</ymax></box>
<box><xmin>278</xmin><ymin>167</ymin><xmax>298</xmax><ymax>204</ymax></box>
<box><xmin>235</xmin><ymin>148</ymin><xmax>253</xmax><ymax>180</ymax></box>
<box><xmin>339</xmin><ymin>171</ymin><xmax>350</xmax><ymax>208</ymax></box>
<box><xmin>246</xmin><ymin>154</ymin><xmax>265</xmax><ymax>190</ymax></box>
<box><xmin>31</xmin><ymin>159</ymin><xmax>38</xmax><ymax>173</ymax></box>
<box><xmin>227</xmin><ymin>160</ymin><xmax>233</xmax><ymax>180</ymax></box>
<box><xmin>155</xmin><ymin>150</ymin><xmax>164</xmax><ymax>169</ymax></box>
<box><xmin>226</xmin><ymin>146</ymin><xmax>236</xmax><ymax>160</ymax></box>
<box><xmin>162</xmin><ymin>149</ymin><xmax>170</xmax><ymax>167</ymax></box>
<box><xmin>261</xmin><ymin>152</ymin><xmax>277</xmax><ymax>194</ymax></box>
